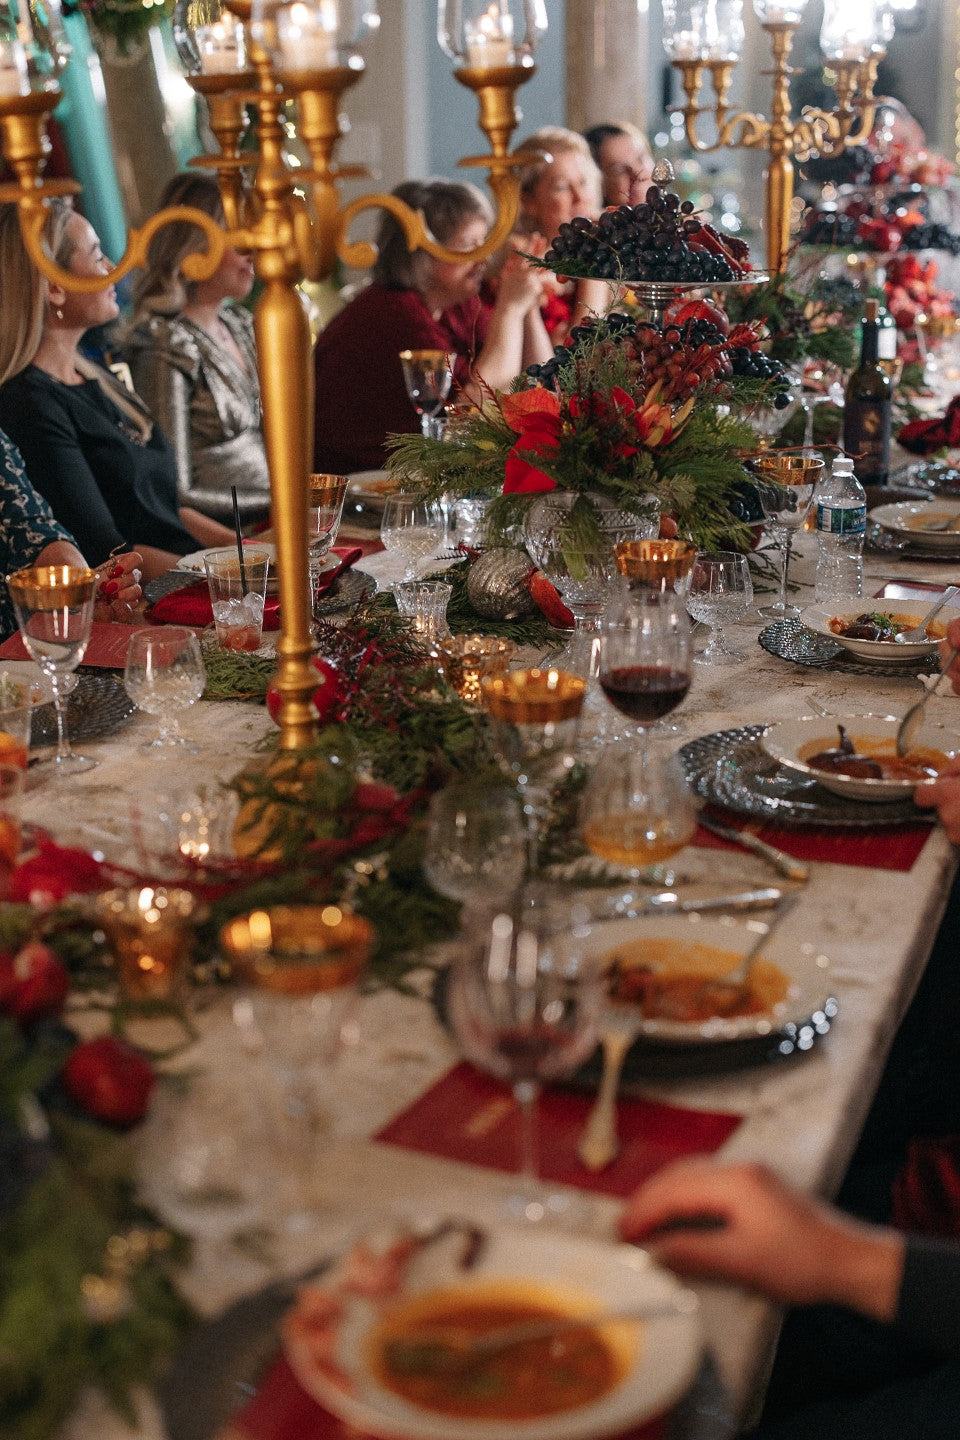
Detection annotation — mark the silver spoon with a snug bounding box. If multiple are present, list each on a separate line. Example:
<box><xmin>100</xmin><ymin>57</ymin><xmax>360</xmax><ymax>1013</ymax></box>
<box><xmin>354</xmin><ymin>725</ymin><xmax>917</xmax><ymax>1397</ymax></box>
<box><xmin>689</xmin><ymin>892</ymin><xmax>799</xmax><ymax>1011</ymax></box>
<box><xmin>895</xmin><ymin>586</ymin><xmax>959</xmax><ymax>643</ymax></box>
<box><xmin>896</xmin><ymin>648</ymin><xmax>957</xmax><ymax>757</ymax></box>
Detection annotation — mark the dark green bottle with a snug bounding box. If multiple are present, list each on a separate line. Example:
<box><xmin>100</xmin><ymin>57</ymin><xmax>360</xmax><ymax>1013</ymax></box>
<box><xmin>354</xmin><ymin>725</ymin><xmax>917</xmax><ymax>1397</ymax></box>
<box><xmin>843</xmin><ymin>298</ymin><xmax>892</xmax><ymax>485</ymax></box>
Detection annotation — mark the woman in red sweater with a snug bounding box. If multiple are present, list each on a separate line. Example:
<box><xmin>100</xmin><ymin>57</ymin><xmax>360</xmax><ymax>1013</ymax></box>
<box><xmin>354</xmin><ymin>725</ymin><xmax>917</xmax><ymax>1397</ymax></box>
<box><xmin>313</xmin><ymin>179</ymin><xmax>552</xmax><ymax>474</ymax></box>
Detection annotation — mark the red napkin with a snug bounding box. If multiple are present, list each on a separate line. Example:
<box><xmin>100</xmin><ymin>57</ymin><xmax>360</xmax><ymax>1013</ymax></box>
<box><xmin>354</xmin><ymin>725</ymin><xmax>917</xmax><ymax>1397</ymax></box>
<box><xmin>148</xmin><ymin>580</ymin><xmax>281</xmax><ymax>631</ymax></box>
<box><xmin>893</xmin><ymin>1135</ymin><xmax>960</xmax><ymax>1236</ymax></box>
<box><xmin>694</xmin><ymin>817</ymin><xmax>931</xmax><ymax>873</ymax></box>
<box><xmin>898</xmin><ymin>395</ymin><xmax>960</xmax><ymax>455</ymax></box>
<box><xmin>231</xmin><ymin>1355</ymin><xmax>669</xmax><ymax>1440</ymax></box>
<box><xmin>374</xmin><ymin>1063</ymin><xmax>741</xmax><ymax>1200</ymax></box>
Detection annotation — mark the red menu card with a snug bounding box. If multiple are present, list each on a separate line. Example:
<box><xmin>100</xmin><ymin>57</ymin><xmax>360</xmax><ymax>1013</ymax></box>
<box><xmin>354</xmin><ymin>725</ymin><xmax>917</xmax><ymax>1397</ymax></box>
<box><xmin>0</xmin><ymin>619</ymin><xmax>136</xmax><ymax>669</ymax></box>
<box><xmin>374</xmin><ymin>1063</ymin><xmax>741</xmax><ymax>1201</ymax></box>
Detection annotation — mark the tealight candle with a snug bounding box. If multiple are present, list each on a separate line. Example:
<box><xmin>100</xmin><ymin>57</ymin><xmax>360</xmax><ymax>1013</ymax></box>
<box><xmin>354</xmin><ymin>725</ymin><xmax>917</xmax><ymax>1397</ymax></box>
<box><xmin>464</xmin><ymin>3</ymin><xmax>515</xmax><ymax>68</ymax></box>
<box><xmin>0</xmin><ymin>39</ymin><xmax>29</xmax><ymax>98</ymax></box>
<box><xmin>196</xmin><ymin>17</ymin><xmax>245</xmax><ymax>74</ymax></box>
<box><xmin>97</xmin><ymin>886</ymin><xmax>203</xmax><ymax>1003</ymax></box>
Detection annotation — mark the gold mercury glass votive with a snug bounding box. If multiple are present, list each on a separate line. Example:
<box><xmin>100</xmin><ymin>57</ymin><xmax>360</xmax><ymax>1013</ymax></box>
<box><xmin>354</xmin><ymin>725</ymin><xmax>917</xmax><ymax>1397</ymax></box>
<box><xmin>219</xmin><ymin>903</ymin><xmax>374</xmax><ymax>994</ymax></box>
<box><xmin>96</xmin><ymin>886</ymin><xmax>205</xmax><ymax>1003</ymax></box>
<box><xmin>441</xmin><ymin>634</ymin><xmax>515</xmax><ymax>703</ymax></box>
<box><xmin>614</xmin><ymin>539</ymin><xmax>698</xmax><ymax>588</ymax></box>
<box><xmin>7</xmin><ymin>564</ymin><xmax>96</xmax><ymax>609</ymax></box>
<box><xmin>481</xmin><ymin>667</ymin><xmax>587</xmax><ymax>723</ymax></box>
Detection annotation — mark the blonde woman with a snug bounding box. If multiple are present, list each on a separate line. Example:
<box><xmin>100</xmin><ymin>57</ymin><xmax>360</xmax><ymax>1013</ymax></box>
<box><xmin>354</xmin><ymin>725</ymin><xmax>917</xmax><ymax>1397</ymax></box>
<box><xmin>515</xmin><ymin>126</ymin><xmax>610</xmax><ymax>342</ymax></box>
<box><xmin>126</xmin><ymin>173</ymin><xmax>269</xmax><ymax>525</ymax></box>
<box><xmin>0</xmin><ymin>200</ymin><xmax>233</xmax><ymax>579</ymax></box>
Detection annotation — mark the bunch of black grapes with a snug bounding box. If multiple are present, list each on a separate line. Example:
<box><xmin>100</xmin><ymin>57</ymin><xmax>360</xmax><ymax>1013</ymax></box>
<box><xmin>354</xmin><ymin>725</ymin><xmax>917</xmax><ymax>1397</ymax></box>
<box><xmin>544</xmin><ymin>186</ymin><xmax>736</xmax><ymax>283</ymax></box>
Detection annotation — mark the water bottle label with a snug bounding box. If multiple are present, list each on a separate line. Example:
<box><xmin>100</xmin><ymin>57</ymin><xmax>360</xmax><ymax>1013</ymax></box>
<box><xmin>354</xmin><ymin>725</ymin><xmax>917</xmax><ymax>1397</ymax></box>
<box><xmin>817</xmin><ymin>503</ymin><xmax>866</xmax><ymax>536</ymax></box>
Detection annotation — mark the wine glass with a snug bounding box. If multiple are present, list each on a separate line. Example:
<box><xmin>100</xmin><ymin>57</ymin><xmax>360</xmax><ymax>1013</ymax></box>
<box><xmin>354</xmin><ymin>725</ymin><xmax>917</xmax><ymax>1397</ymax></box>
<box><xmin>423</xmin><ymin>782</ymin><xmax>527</xmax><ymax>922</ymax></box>
<box><xmin>220</xmin><ymin>903</ymin><xmax>373</xmax><ymax>1231</ymax></box>
<box><xmin>597</xmin><ymin>584</ymin><xmax>692</xmax><ymax>745</ymax></box>
<box><xmin>749</xmin><ymin>368</ymin><xmax>803</xmax><ymax>449</ymax></box>
<box><xmin>399</xmin><ymin>349</ymin><xmax>453</xmax><ymax>439</ymax></box>
<box><xmin>481</xmin><ymin>668</ymin><xmax>586</xmax><ymax>872</ymax></box>
<box><xmin>687</xmin><ymin>552</ymin><xmax>754</xmax><ymax>666</ymax></box>
<box><xmin>754</xmin><ymin>455</ymin><xmax>824</xmax><ymax>621</ymax></box>
<box><xmin>580</xmin><ymin>744</ymin><xmax>698</xmax><ymax>898</ymax></box>
<box><xmin>380</xmin><ymin>494</ymin><xmax>446</xmax><ymax>580</ymax></box>
<box><xmin>446</xmin><ymin>895</ymin><xmax>604</xmax><ymax>1223</ymax></box>
<box><xmin>308</xmin><ymin>473</ymin><xmax>348</xmax><ymax>559</ymax></box>
<box><xmin>123</xmin><ymin>627</ymin><xmax>206</xmax><ymax>756</ymax></box>
<box><xmin>7</xmin><ymin>564</ymin><xmax>97</xmax><ymax>776</ymax></box>
<box><xmin>800</xmin><ymin>361</ymin><xmax>845</xmax><ymax>451</ymax></box>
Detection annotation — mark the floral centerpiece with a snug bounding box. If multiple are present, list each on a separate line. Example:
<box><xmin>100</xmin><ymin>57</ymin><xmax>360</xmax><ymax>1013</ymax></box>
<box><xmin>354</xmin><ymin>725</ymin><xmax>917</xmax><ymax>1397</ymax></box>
<box><xmin>389</xmin><ymin>306</ymin><xmax>791</xmax><ymax>555</ymax></box>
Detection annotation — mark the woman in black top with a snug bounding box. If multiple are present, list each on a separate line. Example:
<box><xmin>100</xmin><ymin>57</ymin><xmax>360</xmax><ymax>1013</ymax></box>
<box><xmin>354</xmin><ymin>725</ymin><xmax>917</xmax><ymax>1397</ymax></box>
<box><xmin>0</xmin><ymin>200</ymin><xmax>234</xmax><ymax>579</ymax></box>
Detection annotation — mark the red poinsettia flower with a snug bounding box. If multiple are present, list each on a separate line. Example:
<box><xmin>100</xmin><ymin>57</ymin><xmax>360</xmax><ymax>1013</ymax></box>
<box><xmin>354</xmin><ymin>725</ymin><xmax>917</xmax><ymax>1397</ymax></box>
<box><xmin>501</xmin><ymin>389</ymin><xmax>563</xmax><ymax>494</ymax></box>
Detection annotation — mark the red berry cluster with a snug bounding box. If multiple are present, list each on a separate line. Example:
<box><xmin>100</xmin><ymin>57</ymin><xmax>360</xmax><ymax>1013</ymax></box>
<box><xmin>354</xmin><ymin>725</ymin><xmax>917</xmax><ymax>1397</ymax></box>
<box><xmin>631</xmin><ymin>320</ymin><xmax>733</xmax><ymax>404</ymax></box>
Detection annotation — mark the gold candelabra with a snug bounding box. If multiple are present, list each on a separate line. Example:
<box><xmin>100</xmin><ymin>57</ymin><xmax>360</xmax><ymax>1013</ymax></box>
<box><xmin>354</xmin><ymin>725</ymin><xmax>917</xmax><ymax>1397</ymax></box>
<box><xmin>0</xmin><ymin>0</ymin><xmax>541</xmax><ymax>752</ymax></box>
<box><xmin>671</xmin><ymin>25</ymin><xmax>883</xmax><ymax>274</ymax></box>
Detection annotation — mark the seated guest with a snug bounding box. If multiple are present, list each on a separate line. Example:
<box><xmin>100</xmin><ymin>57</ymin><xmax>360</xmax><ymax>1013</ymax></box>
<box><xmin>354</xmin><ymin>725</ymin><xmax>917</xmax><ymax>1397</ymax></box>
<box><xmin>583</xmin><ymin>121</ymin><xmax>655</xmax><ymax>208</ymax></box>
<box><xmin>0</xmin><ymin>425</ymin><xmax>142</xmax><ymax>639</ymax></box>
<box><xmin>313</xmin><ymin>178</ymin><xmax>552</xmax><ymax>474</ymax></box>
<box><xmin>915</xmin><ymin>616</ymin><xmax>960</xmax><ymax>841</ymax></box>
<box><xmin>515</xmin><ymin>126</ymin><xmax>609</xmax><ymax>342</ymax></box>
<box><xmin>125</xmin><ymin>174</ymin><xmax>270</xmax><ymax>526</ymax></box>
<box><xmin>0</xmin><ymin>200</ymin><xmax>234</xmax><ymax>580</ymax></box>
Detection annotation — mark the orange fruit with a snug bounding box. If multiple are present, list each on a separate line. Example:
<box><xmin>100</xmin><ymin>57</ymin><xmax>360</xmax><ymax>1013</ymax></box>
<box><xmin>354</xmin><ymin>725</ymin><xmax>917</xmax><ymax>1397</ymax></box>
<box><xmin>0</xmin><ymin>730</ymin><xmax>27</xmax><ymax>769</ymax></box>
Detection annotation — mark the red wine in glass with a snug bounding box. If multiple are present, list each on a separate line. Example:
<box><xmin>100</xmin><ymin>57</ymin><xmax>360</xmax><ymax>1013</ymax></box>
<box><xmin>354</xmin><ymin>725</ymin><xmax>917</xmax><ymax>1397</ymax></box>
<box><xmin>599</xmin><ymin>663</ymin><xmax>690</xmax><ymax>724</ymax></box>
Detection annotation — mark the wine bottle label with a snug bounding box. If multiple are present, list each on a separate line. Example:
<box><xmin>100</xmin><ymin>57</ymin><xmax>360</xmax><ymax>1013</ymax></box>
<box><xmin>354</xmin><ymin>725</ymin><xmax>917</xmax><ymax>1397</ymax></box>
<box><xmin>878</xmin><ymin>326</ymin><xmax>898</xmax><ymax>360</ymax></box>
<box><xmin>844</xmin><ymin>399</ymin><xmax>891</xmax><ymax>479</ymax></box>
<box><xmin>817</xmin><ymin>503</ymin><xmax>866</xmax><ymax>535</ymax></box>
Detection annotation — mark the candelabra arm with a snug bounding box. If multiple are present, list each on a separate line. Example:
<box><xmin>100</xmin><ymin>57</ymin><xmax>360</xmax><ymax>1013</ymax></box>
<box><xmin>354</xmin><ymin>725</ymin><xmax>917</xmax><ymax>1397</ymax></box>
<box><xmin>675</xmin><ymin>60</ymin><xmax>769</xmax><ymax>152</ymax></box>
<box><xmin>15</xmin><ymin>199</ymin><xmax>234</xmax><ymax>292</ymax></box>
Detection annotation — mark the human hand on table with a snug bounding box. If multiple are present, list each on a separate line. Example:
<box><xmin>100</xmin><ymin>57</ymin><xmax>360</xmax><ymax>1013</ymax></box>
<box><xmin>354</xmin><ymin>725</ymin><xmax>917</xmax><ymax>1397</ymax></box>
<box><xmin>619</xmin><ymin>1159</ymin><xmax>904</xmax><ymax>1322</ymax></box>
<box><xmin>941</xmin><ymin>617</ymin><xmax>960</xmax><ymax>694</ymax></box>
<box><xmin>93</xmin><ymin>550</ymin><xmax>143</xmax><ymax>623</ymax></box>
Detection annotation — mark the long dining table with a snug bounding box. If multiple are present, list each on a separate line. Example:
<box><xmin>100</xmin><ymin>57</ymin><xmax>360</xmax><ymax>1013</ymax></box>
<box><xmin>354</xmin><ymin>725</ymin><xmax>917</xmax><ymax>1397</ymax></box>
<box><xmin>41</xmin><ymin>522</ymin><xmax>960</xmax><ymax>1440</ymax></box>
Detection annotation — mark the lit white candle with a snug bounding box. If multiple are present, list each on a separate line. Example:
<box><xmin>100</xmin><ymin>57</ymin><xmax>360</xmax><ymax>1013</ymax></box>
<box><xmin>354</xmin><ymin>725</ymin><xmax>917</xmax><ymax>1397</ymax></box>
<box><xmin>669</xmin><ymin>31</ymin><xmax>704</xmax><ymax>60</ymax></box>
<box><xmin>277</xmin><ymin>1</ymin><xmax>337</xmax><ymax>71</ymax></box>
<box><xmin>464</xmin><ymin>4</ymin><xmax>515</xmax><ymax>68</ymax></box>
<box><xmin>196</xmin><ymin>18</ymin><xmax>245</xmax><ymax>74</ymax></box>
<box><xmin>0</xmin><ymin>39</ymin><xmax>29</xmax><ymax>98</ymax></box>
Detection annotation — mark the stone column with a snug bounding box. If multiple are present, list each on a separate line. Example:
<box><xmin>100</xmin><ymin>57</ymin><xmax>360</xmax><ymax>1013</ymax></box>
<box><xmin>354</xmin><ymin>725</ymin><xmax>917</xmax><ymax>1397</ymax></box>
<box><xmin>565</xmin><ymin>0</ymin><xmax>649</xmax><ymax>134</ymax></box>
<box><xmin>98</xmin><ymin>40</ymin><xmax>178</xmax><ymax>229</ymax></box>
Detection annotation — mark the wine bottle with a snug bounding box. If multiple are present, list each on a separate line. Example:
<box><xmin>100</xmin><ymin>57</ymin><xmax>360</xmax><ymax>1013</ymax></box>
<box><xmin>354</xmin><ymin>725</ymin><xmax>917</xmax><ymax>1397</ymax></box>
<box><xmin>843</xmin><ymin>298</ymin><xmax>893</xmax><ymax>486</ymax></box>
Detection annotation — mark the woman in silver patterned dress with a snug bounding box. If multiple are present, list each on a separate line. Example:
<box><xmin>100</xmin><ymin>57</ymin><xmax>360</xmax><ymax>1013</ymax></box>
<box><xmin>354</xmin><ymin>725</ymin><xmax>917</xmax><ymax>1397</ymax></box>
<box><xmin>125</xmin><ymin>174</ymin><xmax>270</xmax><ymax>526</ymax></box>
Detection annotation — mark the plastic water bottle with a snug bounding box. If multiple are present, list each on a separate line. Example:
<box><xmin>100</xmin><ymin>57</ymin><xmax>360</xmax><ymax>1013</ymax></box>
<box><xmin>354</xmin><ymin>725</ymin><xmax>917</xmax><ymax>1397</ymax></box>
<box><xmin>814</xmin><ymin>455</ymin><xmax>866</xmax><ymax>604</ymax></box>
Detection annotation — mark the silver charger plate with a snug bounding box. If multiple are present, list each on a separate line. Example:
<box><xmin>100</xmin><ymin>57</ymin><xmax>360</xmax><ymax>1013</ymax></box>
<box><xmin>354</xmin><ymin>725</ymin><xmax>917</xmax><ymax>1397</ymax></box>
<box><xmin>759</xmin><ymin>619</ymin><xmax>938</xmax><ymax>677</ymax></box>
<box><xmin>680</xmin><ymin>724</ymin><xmax>933</xmax><ymax>828</ymax></box>
<box><xmin>31</xmin><ymin>673</ymin><xmax>135</xmax><ymax>746</ymax></box>
<box><xmin>865</xmin><ymin>520</ymin><xmax>960</xmax><ymax>560</ymax></box>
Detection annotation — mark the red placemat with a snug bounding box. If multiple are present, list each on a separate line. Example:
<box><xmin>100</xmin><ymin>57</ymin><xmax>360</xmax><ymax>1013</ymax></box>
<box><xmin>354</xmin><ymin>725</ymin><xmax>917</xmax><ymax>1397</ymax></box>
<box><xmin>0</xmin><ymin>619</ymin><xmax>136</xmax><ymax>668</ymax></box>
<box><xmin>230</xmin><ymin>1354</ymin><xmax>669</xmax><ymax>1440</ymax></box>
<box><xmin>693</xmin><ymin>818</ymin><xmax>931</xmax><ymax>872</ymax></box>
<box><xmin>374</xmin><ymin>1063</ymin><xmax>741</xmax><ymax>1201</ymax></box>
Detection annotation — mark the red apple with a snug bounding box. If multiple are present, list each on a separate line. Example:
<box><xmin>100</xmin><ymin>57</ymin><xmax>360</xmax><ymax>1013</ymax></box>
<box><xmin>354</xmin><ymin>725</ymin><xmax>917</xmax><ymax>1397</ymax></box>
<box><xmin>1</xmin><ymin>941</ymin><xmax>70</xmax><ymax>1023</ymax></box>
<box><xmin>62</xmin><ymin>1036</ymin><xmax>156</xmax><ymax>1127</ymax></box>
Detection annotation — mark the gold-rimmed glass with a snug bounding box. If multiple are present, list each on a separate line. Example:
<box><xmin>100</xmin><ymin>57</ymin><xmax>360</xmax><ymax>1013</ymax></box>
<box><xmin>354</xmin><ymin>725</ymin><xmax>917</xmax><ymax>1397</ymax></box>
<box><xmin>614</xmin><ymin>539</ymin><xmax>698</xmax><ymax>596</ymax></box>
<box><xmin>308</xmin><ymin>472</ymin><xmax>348</xmax><ymax>555</ymax></box>
<box><xmin>7</xmin><ymin>565</ymin><xmax>96</xmax><ymax>776</ymax></box>
<box><xmin>441</xmin><ymin>633</ymin><xmax>515</xmax><ymax>703</ymax></box>
<box><xmin>754</xmin><ymin>454</ymin><xmax>824</xmax><ymax>621</ymax></box>
<box><xmin>481</xmin><ymin>667</ymin><xmax>586</xmax><ymax>869</ymax></box>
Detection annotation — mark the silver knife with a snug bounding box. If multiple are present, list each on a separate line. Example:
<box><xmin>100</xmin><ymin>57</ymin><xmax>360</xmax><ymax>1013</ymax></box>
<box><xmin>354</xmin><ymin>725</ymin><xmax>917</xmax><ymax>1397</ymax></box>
<box><xmin>621</xmin><ymin>887</ymin><xmax>784</xmax><ymax>917</ymax></box>
<box><xmin>698</xmin><ymin>813</ymin><xmax>810</xmax><ymax>884</ymax></box>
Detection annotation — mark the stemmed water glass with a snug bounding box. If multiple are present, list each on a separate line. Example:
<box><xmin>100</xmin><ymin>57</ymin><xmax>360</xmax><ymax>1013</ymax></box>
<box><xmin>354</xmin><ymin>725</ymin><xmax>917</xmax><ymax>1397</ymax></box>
<box><xmin>800</xmin><ymin>361</ymin><xmax>845</xmax><ymax>451</ymax></box>
<box><xmin>7</xmin><ymin>564</ymin><xmax>97</xmax><ymax>776</ymax></box>
<box><xmin>123</xmin><ymin>627</ymin><xmax>206</xmax><ymax>756</ymax></box>
<box><xmin>754</xmin><ymin>454</ymin><xmax>824</xmax><ymax>621</ymax></box>
<box><xmin>423</xmin><ymin>782</ymin><xmax>527</xmax><ymax>922</ymax></box>
<box><xmin>308</xmin><ymin>472</ymin><xmax>348</xmax><ymax>558</ymax></box>
<box><xmin>447</xmin><ymin>894</ymin><xmax>604</xmax><ymax>1224</ymax></box>
<box><xmin>380</xmin><ymin>494</ymin><xmax>446</xmax><ymax>580</ymax></box>
<box><xmin>399</xmin><ymin>349</ymin><xmax>453</xmax><ymax>439</ymax></box>
<box><xmin>687</xmin><ymin>552</ymin><xmax>754</xmax><ymax>666</ymax></box>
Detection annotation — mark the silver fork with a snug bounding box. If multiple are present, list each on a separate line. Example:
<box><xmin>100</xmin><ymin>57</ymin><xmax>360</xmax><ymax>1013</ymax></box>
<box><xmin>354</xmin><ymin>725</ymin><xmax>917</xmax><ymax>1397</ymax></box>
<box><xmin>896</xmin><ymin>646</ymin><xmax>957</xmax><ymax>757</ymax></box>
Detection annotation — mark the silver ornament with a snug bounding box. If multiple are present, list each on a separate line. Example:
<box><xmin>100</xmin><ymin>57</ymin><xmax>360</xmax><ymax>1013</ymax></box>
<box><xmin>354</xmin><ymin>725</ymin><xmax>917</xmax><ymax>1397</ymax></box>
<box><xmin>466</xmin><ymin>549</ymin><xmax>537</xmax><ymax>620</ymax></box>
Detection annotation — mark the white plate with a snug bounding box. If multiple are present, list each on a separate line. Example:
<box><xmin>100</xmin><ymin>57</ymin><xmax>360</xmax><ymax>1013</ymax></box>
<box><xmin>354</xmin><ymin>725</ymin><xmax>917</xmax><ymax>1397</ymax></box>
<box><xmin>284</xmin><ymin>1225</ymin><xmax>702</xmax><ymax>1440</ymax></box>
<box><xmin>581</xmin><ymin>912</ymin><xmax>830</xmax><ymax>1044</ymax></box>
<box><xmin>175</xmin><ymin>543</ymin><xmax>276</xmax><ymax>574</ymax></box>
<box><xmin>871</xmin><ymin>500</ymin><xmax>960</xmax><ymax>552</ymax></box>
<box><xmin>762</xmin><ymin>713</ymin><xmax>958</xmax><ymax>802</ymax></box>
<box><xmin>800</xmin><ymin>595</ymin><xmax>956</xmax><ymax>662</ymax></box>
<box><xmin>348</xmin><ymin>471</ymin><xmax>399</xmax><ymax>502</ymax></box>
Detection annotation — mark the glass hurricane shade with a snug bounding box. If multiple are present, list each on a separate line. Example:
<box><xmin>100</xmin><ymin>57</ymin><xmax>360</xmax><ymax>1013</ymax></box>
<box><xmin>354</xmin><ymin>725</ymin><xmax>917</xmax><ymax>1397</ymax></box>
<box><xmin>175</xmin><ymin>0</ymin><xmax>380</xmax><ymax>75</ymax></box>
<box><xmin>820</xmin><ymin>0</ymin><xmax>886</xmax><ymax>60</ymax></box>
<box><xmin>0</xmin><ymin>0</ymin><xmax>69</xmax><ymax>91</ymax></box>
<box><xmin>437</xmin><ymin>0</ymin><xmax>547</xmax><ymax>65</ymax></box>
<box><xmin>661</xmin><ymin>0</ymin><xmax>744</xmax><ymax>62</ymax></box>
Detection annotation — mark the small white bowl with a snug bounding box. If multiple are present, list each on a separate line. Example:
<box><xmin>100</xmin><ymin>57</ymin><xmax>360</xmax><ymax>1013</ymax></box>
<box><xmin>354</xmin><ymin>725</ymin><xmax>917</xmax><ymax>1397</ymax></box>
<box><xmin>762</xmin><ymin>714</ymin><xmax>957</xmax><ymax>802</ymax></box>
<box><xmin>801</xmin><ymin>596</ymin><xmax>956</xmax><ymax>662</ymax></box>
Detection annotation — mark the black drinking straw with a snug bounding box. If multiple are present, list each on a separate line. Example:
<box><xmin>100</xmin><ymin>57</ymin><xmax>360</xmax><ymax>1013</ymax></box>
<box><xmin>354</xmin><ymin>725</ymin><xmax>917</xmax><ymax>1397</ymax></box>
<box><xmin>231</xmin><ymin>486</ymin><xmax>249</xmax><ymax>593</ymax></box>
